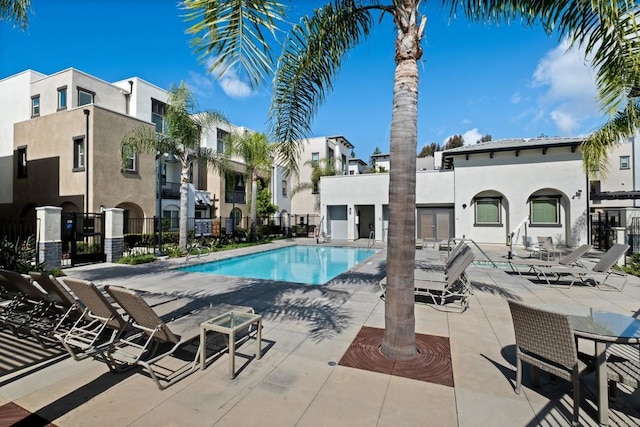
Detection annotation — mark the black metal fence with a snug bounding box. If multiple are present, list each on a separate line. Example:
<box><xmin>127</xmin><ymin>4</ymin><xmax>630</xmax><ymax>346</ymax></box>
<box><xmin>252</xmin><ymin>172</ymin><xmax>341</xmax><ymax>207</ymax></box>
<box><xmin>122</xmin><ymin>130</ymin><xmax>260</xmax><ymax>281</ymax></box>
<box><xmin>0</xmin><ymin>218</ymin><xmax>38</xmax><ymax>243</ymax></box>
<box><xmin>123</xmin><ymin>213</ymin><xmax>321</xmax><ymax>255</ymax></box>
<box><xmin>629</xmin><ymin>217</ymin><xmax>640</xmax><ymax>254</ymax></box>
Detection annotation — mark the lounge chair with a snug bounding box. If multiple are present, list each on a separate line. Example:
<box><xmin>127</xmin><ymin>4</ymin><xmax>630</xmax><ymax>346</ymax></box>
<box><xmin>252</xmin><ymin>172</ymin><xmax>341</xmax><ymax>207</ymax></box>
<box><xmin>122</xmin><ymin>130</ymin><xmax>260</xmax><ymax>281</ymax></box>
<box><xmin>55</xmin><ymin>277</ymin><xmax>131</xmax><ymax>361</ymax></box>
<box><xmin>380</xmin><ymin>243</ymin><xmax>475</xmax><ymax>312</ymax></box>
<box><xmin>103</xmin><ymin>285</ymin><xmax>256</xmax><ymax>390</ymax></box>
<box><xmin>27</xmin><ymin>272</ymin><xmax>86</xmax><ymax>347</ymax></box>
<box><xmin>0</xmin><ymin>269</ymin><xmax>55</xmax><ymax>329</ymax></box>
<box><xmin>508</xmin><ymin>244</ymin><xmax>592</xmax><ymax>275</ymax></box>
<box><xmin>507</xmin><ymin>300</ymin><xmax>593</xmax><ymax>426</ymax></box>
<box><xmin>530</xmin><ymin>243</ymin><xmax>630</xmax><ymax>291</ymax></box>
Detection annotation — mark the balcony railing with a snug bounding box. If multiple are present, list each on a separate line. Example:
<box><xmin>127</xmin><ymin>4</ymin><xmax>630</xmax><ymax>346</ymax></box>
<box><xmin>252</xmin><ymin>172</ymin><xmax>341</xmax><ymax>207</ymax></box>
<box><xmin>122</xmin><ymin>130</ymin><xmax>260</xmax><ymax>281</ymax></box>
<box><xmin>161</xmin><ymin>182</ymin><xmax>180</xmax><ymax>199</ymax></box>
<box><xmin>225</xmin><ymin>190</ymin><xmax>246</xmax><ymax>204</ymax></box>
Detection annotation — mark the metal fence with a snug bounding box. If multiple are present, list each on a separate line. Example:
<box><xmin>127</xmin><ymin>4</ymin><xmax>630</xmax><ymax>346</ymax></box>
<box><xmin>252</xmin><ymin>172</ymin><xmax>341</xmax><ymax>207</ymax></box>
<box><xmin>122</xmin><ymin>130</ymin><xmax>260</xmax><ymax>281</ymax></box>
<box><xmin>0</xmin><ymin>218</ymin><xmax>38</xmax><ymax>243</ymax></box>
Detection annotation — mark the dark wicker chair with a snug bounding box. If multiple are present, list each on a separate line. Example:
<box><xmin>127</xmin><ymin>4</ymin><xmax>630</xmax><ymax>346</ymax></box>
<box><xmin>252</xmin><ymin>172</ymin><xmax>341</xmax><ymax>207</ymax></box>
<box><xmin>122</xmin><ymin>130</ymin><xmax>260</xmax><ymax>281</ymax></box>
<box><xmin>606</xmin><ymin>343</ymin><xmax>639</xmax><ymax>399</ymax></box>
<box><xmin>508</xmin><ymin>300</ymin><xmax>592</xmax><ymax>426</ymax></box>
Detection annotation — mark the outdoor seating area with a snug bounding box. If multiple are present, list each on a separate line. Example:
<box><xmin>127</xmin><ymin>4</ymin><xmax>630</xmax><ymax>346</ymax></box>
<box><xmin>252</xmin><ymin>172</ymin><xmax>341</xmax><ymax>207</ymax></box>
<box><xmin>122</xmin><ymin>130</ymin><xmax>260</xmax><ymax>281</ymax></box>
<box><xmin>0</xmin><ymin>238</ymin><xmax>639</xmax><ymax>426</ymax></box>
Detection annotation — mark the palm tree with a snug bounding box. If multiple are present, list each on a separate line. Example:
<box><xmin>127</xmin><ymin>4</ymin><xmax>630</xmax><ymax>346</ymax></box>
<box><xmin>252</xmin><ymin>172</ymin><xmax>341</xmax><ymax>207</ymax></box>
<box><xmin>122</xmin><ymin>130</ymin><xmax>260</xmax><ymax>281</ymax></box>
<box><xmin>0</xmin><ymin>0</ymin><xmax>30</xmax><ymax>28</ymax></box>
<box><xmin>224</xmin><ymin>130</ymin><xmax>274</xmax><ymax>241</ymax></box>
<box><xmin>182</xmin><ymin>0</ymin><xmax>639</xmax><ymax>361</ymax></box>
<box><xmin>121</xmin><ymin>81</ymin><xmax>227</xmax><ymax>253</ymax></box>
<box><xmin>290</xmin><ymin>157</ymin><xmax>337</xmax><ymax>212</ymax></box>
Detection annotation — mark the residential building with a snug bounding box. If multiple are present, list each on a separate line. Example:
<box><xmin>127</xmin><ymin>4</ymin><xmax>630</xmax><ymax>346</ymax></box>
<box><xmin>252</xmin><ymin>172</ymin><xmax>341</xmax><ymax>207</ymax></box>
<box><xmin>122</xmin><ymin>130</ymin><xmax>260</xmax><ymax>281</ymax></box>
<box><xmin>0</xmin><ymin>68</ymin><xmax>215</xmax><ymax>230</ymax></box>
<box><xmin>320</xmin><ymin>136</ymin><xmax>639</xmax><ymax>246</ymax></box>
<box><xmin>370</xmin><ymin>152</ymin><xmax>390</xmax><ymax>172</ymax></box>
<box><xmin>348</xmin><ymin>158</ymin><xmax>367</xmax><ymax>175</ymax></box>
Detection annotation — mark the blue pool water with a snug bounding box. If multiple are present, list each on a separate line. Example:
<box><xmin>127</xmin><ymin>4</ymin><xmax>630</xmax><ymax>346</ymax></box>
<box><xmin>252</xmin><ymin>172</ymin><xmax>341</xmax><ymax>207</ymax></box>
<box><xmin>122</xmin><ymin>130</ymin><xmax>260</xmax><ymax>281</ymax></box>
<box><xmin>179</xmin><ymin>245</ymin><xmax>377</xmax><ymax>285</ymax></box>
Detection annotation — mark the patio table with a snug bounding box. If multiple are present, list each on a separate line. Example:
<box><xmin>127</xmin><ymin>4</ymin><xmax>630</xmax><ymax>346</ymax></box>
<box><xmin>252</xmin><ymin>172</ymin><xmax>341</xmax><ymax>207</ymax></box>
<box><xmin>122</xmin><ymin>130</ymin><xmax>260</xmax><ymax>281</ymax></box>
<box><xmin>541</xmin><ymin>305</ymin><xmax>640</xmax><ymax>426</ymax></box>
<box><xmin>200</xmin><ymin>311</ymin><xmax>262</xmax><ymax>378</ymax></box>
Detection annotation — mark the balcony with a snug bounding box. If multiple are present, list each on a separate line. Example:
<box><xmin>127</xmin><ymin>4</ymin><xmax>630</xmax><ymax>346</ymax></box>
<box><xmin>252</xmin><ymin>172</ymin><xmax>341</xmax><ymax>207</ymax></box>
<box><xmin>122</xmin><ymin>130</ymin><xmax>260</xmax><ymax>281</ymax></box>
<box><xmin>225</xmin><ymin>190</ymin><xmax>246</xmax><ymax>204</ymax></box>
<box><xmin>161</xmin><ymin>182</ymin><xmax>180</xmax><ymax>199</ymax></box>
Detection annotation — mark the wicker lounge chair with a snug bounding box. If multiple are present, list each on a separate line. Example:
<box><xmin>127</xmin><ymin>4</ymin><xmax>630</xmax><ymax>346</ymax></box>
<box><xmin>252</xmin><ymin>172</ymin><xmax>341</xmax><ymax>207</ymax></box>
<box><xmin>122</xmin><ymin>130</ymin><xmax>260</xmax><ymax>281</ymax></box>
<box><xmin>27</xmin><ymin>272</ymin><xmax>86</xmax><ymax>347</ymax></box>
<box><xmin>530</xmin><ymin>243</ymin><xmax>630</xmax><ymax>291</ymax></box>
<box><xmin>56</xmin><ymin>277</ymin><xmax>131</xmax><ymax>361</ymax></box>
<box><xmin>103</xmin><ymin>285</ymin><xmax>256</xmax><ymax>390</ymax></box>
<box><xmin>508</xmin><ymin>300</ymin><xmax>593</xmax><ymax>426</ymax></box>
<box><xmin>0</xmin><ymin>269</ymin><xmax>55</xmax><ymax>329</ymax></box>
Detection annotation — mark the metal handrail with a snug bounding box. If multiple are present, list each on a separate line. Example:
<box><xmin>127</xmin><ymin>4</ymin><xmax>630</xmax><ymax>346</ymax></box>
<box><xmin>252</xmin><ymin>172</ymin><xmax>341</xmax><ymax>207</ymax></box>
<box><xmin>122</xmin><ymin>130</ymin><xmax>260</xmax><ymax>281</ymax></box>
<box><xmin>446</xmin><ymin>237</ymin><xmax>498</xmax><ymax>268</ymax></box>
<box><xmin>367</xmin><ymin>230</ymin><xmax>375</xmax><ymax>248</ymax></box>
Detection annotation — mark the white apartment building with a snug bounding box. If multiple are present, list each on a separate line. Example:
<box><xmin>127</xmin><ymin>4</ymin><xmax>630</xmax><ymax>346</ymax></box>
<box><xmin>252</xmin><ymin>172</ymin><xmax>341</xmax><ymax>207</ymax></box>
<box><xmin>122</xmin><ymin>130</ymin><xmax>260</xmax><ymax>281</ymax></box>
<box><xmin>321</xmin><ymin>136</ymin><xmax>639</xmax><ymax>247</ymax></box>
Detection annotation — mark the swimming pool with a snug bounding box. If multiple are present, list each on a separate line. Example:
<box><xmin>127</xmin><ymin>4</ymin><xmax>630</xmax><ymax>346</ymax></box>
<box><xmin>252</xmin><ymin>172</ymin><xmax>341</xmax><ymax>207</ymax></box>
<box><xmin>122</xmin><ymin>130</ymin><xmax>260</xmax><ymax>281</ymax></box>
<box><xmin>179</xmin><ymin>245</ymin><xmax>378</xmax><ymax>285</ymax></box>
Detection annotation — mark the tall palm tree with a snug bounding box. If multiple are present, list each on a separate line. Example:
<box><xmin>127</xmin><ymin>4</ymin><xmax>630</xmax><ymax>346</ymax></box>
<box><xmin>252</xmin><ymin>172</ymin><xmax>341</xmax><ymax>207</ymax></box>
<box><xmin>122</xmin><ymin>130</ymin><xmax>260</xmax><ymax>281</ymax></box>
<box><xmin>224</xmin><ymin>130</ymin><xmax>274</xmax><ymax>241</ymax></box>
<box><xmin>183</xmin><ymin>0</ymin><xmax>639</xmax><ymax>360</ymax></box>
<box><xmin>121</xmin><ymin>82</ymin><xmax>227</xmax><ymax>253</ymax></box>
<box><xmin>0</xmin><ymin>0</ymin><xmax>30</xmax><ymax>28</ymax></box>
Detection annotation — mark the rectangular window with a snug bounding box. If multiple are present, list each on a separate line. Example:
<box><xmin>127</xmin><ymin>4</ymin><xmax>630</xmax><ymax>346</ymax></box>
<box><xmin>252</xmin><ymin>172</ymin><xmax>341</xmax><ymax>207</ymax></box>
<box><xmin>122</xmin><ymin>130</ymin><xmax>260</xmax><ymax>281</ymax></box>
<box><xmin>217</xmin><ymin>128</ymin><xmax>230</xmax><ymax>153</ymax></box>
<box><xmin>620</xmin><ymin>155</ymin><xmax>630</xmax><ymax>169</ymax></box>
<box><xmin>31</xmin><ymin>95</ymin><xmax>40</xmax><ymax>117</ymax></box>
<box><xmin>151</xmin><ymin>98</ymin><xmax>166</xmax><ymax>133</ymax></box>
<box><xmin>341</xmin><ymin>154</ymin><xmax>347</xmax><ymax>175</ymax></box>
<box><xmin>590</xmin><ymin>180</ymin><xmax>601</xmax><ymax>205</ymax></box>
<box><xmin>530</xmin><ymin>197</ymin><xmax>560</xmax><ymax>225</ymax></box>
<box><xmin>73</xmin><ymin>137</ymin><xmax>85</xmax><ymax>170</ymax></box>
<box><xmin>475</xmin><ymin>198</ymin><xmax>501</xmax><ymax>225</ymax></box>
<box><xmin>57</xmin><ymin>86</ymin><xmax>67</xmax><ymax>110</ymax></box>
<box><xmin>282</xmin><ymin>180</ymin><xmax>287</xmax><ymax>197</ymax></box>
<box><xmin>122</xmin><ymin>145</ymin><xmax>137</xmax><ymax>173</ymax></box>
<box><xmin>311</xmin><ymin>152</ymin><xmax>319</xmax><ymax>166</ymax></box>
<box><xmin>78</xmin><ymin>88</ymin><xmax>94</xmax><ymax>106</ymax></box>
<box><xmin>163</xmin><ymin>210</ymin><xmax>179</xmax><ymax>231</ymax></box>
<box><xmin>17</xmin><ymin>146</ymin><xmax>27</xmax><ymax>178</ymax></box>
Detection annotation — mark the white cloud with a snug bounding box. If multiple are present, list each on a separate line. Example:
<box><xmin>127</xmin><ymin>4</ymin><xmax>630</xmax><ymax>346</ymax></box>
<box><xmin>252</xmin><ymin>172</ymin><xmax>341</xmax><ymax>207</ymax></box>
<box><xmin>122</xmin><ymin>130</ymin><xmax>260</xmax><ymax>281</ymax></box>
<box><xmin>511</xmin><ymin>92</ymin><xmax>521</xmax><ymax>104</ymax></box>
<box><xmin>442</xmin><ymin>128</ymin><xmax>483</xmax><ymax>146</ymax></box>
<box><xmin>218</xmin><ymin>67</ymin><xmax>253</xmax><ymax>99</ymax></box>
<box><xmin>530</xmin><ymin>38</ymin><xmax>600</xmax><ymax>134</ymax></box>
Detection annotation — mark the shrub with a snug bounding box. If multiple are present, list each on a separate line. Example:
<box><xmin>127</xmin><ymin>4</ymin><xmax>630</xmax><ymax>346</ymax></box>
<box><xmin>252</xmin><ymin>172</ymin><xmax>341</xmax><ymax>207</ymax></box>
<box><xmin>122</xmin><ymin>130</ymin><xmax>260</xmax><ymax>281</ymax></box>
<box><xmin>117</xmin><ymin>253</ymin><xmax>156</xmax><ymax>265</ymax></box>
<box><xmin>0</xmin><ymin>235</ymin><xmax>44</xmax><ymax>273</ymax></box>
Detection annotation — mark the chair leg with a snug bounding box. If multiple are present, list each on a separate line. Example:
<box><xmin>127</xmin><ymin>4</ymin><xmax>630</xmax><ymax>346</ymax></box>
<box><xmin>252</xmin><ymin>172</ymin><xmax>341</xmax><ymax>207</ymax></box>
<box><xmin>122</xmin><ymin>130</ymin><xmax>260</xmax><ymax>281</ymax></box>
<box><xmin>515</xmin><ymin>358</ymin><xmax>523</xmax><ymax>394</ymax></box>
<box><xmin>572</xmin><ymin>374</ymin><xmax>580</xmax><ymax>427</ymax></box>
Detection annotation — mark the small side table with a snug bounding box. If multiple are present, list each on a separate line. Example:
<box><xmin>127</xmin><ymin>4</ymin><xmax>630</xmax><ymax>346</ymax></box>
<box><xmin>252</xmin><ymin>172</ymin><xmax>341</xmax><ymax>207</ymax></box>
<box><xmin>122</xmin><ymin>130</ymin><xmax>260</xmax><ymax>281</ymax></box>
<box><xmin>200</xmin><ymin>311</ymin><xmax>262</xmax><ymax>378</ymax></box>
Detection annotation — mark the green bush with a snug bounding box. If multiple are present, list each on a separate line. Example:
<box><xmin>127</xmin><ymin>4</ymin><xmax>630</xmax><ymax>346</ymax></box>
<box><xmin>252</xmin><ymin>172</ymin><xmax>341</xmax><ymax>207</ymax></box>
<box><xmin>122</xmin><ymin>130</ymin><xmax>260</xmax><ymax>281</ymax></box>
<box><xmin>620</xmin><ymin>252</ymin><xmax>640</xmax><ymax>276</ymax></box>
<box><xmin>0</xmin><ymin>235</ymin><xmax>44</xmax><ymax>273</ymax></box>
<box><xmin>117</xmin><ymin>253</ymin><xmax>156</xmax><ymax>265</ymax></box>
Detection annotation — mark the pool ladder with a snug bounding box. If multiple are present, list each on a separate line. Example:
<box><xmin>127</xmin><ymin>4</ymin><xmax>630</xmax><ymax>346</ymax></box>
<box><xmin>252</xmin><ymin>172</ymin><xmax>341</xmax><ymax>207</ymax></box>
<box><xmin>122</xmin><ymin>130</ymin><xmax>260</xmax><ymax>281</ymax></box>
<box><xmin>367</xmin><ymin>231</ymin><xmax>375</xmax><ymax>248</ymax></box>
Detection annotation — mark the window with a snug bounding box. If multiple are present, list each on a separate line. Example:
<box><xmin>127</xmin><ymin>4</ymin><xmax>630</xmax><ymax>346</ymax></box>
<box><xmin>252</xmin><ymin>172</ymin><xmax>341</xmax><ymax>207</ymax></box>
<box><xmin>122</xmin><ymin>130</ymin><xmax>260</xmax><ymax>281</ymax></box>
<box><xmin>620</xmin><ymin>155</ymin><xmax>630</xmax><ymax>170</ymax></box>
<box><xmin>151</xmin><ymin>98</ymin><xmax>166</xmax><ymax>133</ymax></box>
<box><xmin>312</xmin><ymin>179</ymin><xmax>319</xmax><ymax>194</ymax></box>
<box><xmin>225</xmin><ymin>173</ymin><xmax>245</xmax><ymax>204</ymax></box>
<box><xmin>474</xmin><ymin>198</ymin><xmax>501</xmax><ymax>225</ymax></box>
<box><xmin>17</xmin><ymin>146</ymin><xmax>27</xmax><ymax>178</ymax></box>
<box><xmin>73</xmin><ymin>137</ymin><xmax>85</xmax><ymax>170</ymax></box>
<box><xmin>78</xmin><ymin>88</ymin><xmax>94</xmax><ymax>106</ymax></box>
<box><xmin>530</xmin><ymin>197</ymin><xmax>560</xmax><ymax>225</ymax></box>
<box><xmin>162</xmin><ymin>210</ymin><xmax>179</xmax><ymax>231</ymax></box>
<box><xmin>590</xmin><ymin>180</ymin><xmax>601</xmax><ymax>205</ymax></box>
<box><xmin>31</xmin><ymin>95</ymin><xmax>40</xmax><ymax>117</ymax></box>
<box><xmin>311</xmin><ymin>152</ymin><xmax>319</xmax><ymax>166</ymax></box>
<box><xmin>282</xmin><ymin>180</ymin><xmax>287</xmax><ymax>197</ymax></box>
<box><xmin>122</xmin><ymin>145</ymin><xmax>137</xmax><ymax>173</ymax></box>
<box><xmin>217</xmin><ymin>128</ymin><xmax>230</xmax><ymax>153</ymax></box>
<box><xmin>341</xmin><ymin>154</ymin><xmax>347</xmax><ymax>175</ymax></box>
<box><xmin>57</xmin><ymin>86</ymin><xmax>67</xmax><ymax>110</ymax></box>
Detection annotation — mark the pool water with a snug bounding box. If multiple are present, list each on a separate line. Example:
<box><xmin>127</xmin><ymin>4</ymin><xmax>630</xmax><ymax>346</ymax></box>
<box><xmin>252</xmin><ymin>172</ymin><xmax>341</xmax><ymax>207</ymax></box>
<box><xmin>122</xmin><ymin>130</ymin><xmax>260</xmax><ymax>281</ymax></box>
<box><xmin>179</xmin><ymin>245</ymin><xmax>378</xmax><ymax>285</ymax></box>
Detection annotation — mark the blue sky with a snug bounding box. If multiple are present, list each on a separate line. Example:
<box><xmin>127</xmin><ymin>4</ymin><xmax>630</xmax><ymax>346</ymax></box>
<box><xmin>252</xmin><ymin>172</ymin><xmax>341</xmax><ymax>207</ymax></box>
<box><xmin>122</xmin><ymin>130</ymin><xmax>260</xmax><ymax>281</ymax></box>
<box><xmin>1</xmin><ymin>1</ymin><xmax>606</xmax><ymax>159</ymax></box>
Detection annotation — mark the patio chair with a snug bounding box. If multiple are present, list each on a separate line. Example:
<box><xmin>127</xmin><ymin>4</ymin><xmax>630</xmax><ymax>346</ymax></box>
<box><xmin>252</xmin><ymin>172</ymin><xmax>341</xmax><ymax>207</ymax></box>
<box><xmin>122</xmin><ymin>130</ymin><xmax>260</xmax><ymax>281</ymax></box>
<box><xmin>55</xmin><ymin>277</ymin><xmax>131</xmax><ymax>361</ymax></box>
<box><xmin>508</xmin><ymin>244</ymin><xmax>592</xmax><ymax>275</ymax></box>
<box><xmin>530</xmin><ymin>243</ymin><xmax>630</xmax><ymax>291</ymax></box>
<box><xmin>537</xmin><ymin>236</ymin><xmax>561</xmax><ymax>261</ymax></box>
<box><xmin>103</xmin><ymin>285</ymin><xmax>256</xmax><ymax>390</ymax></box>
<box><xmin>507</xmin><ymin>300</ymin><xmax>593</xmax><ymax>427</ymax></box>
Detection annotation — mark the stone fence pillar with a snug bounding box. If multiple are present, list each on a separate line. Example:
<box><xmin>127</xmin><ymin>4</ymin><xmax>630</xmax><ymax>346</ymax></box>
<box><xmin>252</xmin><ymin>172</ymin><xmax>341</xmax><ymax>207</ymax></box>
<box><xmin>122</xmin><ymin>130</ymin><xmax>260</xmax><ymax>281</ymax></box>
<box><xmin>36</xmin><ymin>206</ymin><xmax>62</xmax><ymax>270</ymax></box>
<box><xmin>104</xmin><ymin>208</ymin><xmax>124</xmax><ymax>263</ymax></box>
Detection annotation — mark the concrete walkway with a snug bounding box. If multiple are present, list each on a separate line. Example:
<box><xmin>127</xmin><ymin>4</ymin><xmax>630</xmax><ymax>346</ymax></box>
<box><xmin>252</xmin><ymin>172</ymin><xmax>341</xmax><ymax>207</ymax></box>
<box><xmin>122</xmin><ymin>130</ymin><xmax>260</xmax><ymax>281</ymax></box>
<box><xmin>1</xmin><ymin>238</ymin><xmax>639</xmax><ymax>426</ymax></box>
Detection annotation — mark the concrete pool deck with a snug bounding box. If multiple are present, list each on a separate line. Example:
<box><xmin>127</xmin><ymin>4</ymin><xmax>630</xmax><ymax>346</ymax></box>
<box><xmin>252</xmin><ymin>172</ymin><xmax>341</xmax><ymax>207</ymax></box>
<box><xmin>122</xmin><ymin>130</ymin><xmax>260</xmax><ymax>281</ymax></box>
<box><xmin>1</xmin><ymin>238</ymin><xmax>639</xmax><ymax>426</ymax></box>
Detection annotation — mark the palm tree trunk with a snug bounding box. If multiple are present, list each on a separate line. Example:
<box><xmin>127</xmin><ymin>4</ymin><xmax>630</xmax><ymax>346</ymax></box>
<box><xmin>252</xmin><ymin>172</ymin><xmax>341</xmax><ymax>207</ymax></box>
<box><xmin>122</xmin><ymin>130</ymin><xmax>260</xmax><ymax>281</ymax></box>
<box><xmin>250</xmin><ymin>171</ymin><xmax>258</xmax><ymax>241</ymax></box>
<box><xmin>381</xmin><ymin>2</ymin><xmax>421</xmax><ymax>361</ymax></box>
<box><xmin>179</xmin><ymin>164</ymin><xmax>189</xmax><ymax>253</ymax></box>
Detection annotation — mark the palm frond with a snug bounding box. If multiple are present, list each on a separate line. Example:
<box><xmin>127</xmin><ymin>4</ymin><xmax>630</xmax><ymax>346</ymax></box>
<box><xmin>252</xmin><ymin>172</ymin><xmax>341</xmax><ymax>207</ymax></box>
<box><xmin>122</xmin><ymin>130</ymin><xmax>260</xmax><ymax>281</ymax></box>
<box><xmin>269</xmin><ymin>0</ymin><xmax>374</xmax><ymax>174</ymax></box>
<box><xmin>181</xmin><ymin>0</ymin><xmax>286</xmax><ymax>90</ymax></box>
<box><xmin>0</xmin><ymin>0</ymin><xmax>31</xmax><ymax>29</ymax></box>
<box><xmin>582</xmin><ymin>99</ymin><xmax>640</xmax><ymax>175</ymax></box>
